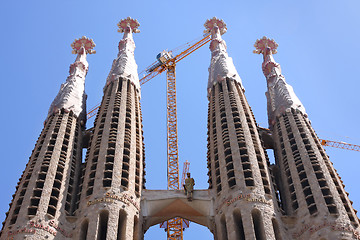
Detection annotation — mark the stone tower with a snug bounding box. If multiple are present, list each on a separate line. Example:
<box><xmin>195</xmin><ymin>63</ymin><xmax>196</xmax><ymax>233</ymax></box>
<box><xmin>0</xmin><ymin>37</ymin><xmax>95</xmax><ymax>240</ymax></box>
<box><xmin>74</xmin><ymin>17</ymin><xmax>145</xmax><ymax>240</ymax></box>
<box><xmin>254</xmin><ymin>36</ymin><xmax>360</xmax><ymax>239</ymax></box>
<box><xmin>205</xmin><ymin>18</ymin><xmax>286</xmax><ymax>239</ymax></box>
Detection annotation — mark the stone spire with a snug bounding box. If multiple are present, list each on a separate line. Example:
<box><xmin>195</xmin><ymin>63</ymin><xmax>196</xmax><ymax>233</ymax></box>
<box><xmin>254</xmin><ymin>36</ymin><xmax>306</xmax><ymax>127</ymax></box>
<box><xmin>105</xmin><ymin>17</ymin><xmax>140</xmax><ymax>91</ymax></box>
<box><xmin>205</xmin><ymin>17</ymin><xmax>243</xmax><ymax>98</ymax></box>
<box><xmin>47</xmin><ymin>36</ymin><xmax>95</xmax><ymax>122</ymax></box>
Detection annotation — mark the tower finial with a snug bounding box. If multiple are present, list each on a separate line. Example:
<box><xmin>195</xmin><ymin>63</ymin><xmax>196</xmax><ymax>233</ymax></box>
<box><xmin>254</xmin><ymin>36</ymin><xmax>307</xmax><ymax>126</ymax></box>
<box><xmin>206</xmin><ymin>17</ymin><xmax>244</xmax><ymax>98</ymax></box>
<box><xmin>105</xmin><ymin>17</ymin><xmax>141</xmax><ymax>91</ymax></box>
<box><xmin>204</xmin><ymin>17</ymin><xmax>227</xmax><ymax>35</ymax></box>
<box><xmin>71</xmin><ymin>36</ymin><xmax>96</xmax><ymax>54</ymax></box>
<box><xmin>253</xmin><ymin>36</ymin><xmax>278</xmax><ymax>55</ymax></box>
<box><xmin>117</xmin><ymin>17</ymin><xmax>140</xmax><ymax>33</ymax></box>
<box><xmin>47</xmin><ymin>37</ymin><xmax>95</xmax><ymax>121</ymax></box>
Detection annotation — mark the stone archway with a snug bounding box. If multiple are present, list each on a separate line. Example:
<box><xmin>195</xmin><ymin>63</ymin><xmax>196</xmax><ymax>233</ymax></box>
<box><xmin>141</xmin><ymin>189</ymin><xmax>214</xmax><ymax>232</ymax></box>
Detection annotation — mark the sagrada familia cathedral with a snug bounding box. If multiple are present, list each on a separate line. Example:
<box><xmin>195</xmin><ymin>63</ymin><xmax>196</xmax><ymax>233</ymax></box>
<box><xmin>1</xmin><ymin>17</ymin><xmax>359</xmax><ymax>240</ymax></box>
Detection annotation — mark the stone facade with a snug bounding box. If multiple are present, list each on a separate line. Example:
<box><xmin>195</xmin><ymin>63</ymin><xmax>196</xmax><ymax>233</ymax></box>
<box><xmin>1</xmin><ymin>18</ymin><xmax>359</xmax><ymax>240</ymax></box>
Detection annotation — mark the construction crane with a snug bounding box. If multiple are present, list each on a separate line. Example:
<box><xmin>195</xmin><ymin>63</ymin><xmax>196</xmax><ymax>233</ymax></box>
<box><xmin>320</xmin><ymin>139</ymin><xmax>360</xmax><ymax>152</ymax></box>
<box><xmin>140</xmin><ymin>33</ymin><xmax>210</xmax><ymax>240</ymax></box>
<box><xmin>259</xmin><ymin>127</ymin><xmax>360</xmax><ymax>153</ymax></box>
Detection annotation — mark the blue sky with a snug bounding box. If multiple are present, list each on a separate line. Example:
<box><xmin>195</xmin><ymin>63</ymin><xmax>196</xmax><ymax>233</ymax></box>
<box><xmin>0</xmin><ymin>0</ymin><xmax>359</xmax><ymax>238</ymax></box>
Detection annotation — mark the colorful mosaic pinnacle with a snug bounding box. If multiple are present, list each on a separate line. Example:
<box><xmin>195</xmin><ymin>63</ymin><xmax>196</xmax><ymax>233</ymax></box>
<box><xmin>71</xmin><ymin>36</ymin><xmax>96</xmax><ymax>54</ymax></box>
<box><xmin>253</xmin><ymin>36</ymin><xmax>278</xmax><ymax>55</ymax></box>
<box><xmin>204</xmin><ymin>17</ymin><xmax>227</xmax><ymax>35</ymax></box>
<box><xmin>117</xmin><ymin>17</ymin><xmax>140</xmax><ymax>33</ymax></box>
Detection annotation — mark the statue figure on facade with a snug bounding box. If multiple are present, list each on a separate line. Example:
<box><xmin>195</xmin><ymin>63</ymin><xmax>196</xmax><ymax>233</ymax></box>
<box><xmin>184</xmin><ymin>172</ymin><xmax>195</xmax><ymax>201</ymax></box>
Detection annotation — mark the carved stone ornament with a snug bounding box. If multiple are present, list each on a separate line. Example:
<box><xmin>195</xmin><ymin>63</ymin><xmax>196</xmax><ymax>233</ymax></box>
<box><xmin>117</xmin><ymin>17</ymin><xmax>140</xmax><ymax>33</ymax></box>
<box><xmin>105</xmin><ymin>17</ymin><xmax>141</xmax><ymax>91</ymax></box>
<box><xmin>206</xmin><ymin>17</ymin><xmax>243</xmax><ymax>98</ymax></box>
<box><xmin>47</xmin><ymin>37</ymin><xmax>95</xmax><ymax>121</ymax></box>
<box><xmin>204</xmin><ymin>17</ymin><xmax>227</xmax><ymax>35</ymax></box>
<box><xmin>254</xmin><ymin>36</ymin><xmax>307</xmax><ymax>125</ymax></box>
<box><xmin>253</xmin><ymin>36</ymin><xmax>278</xmax><ymax>55</ymax></box>
<box><xmin>71</xmin><ymin>36</ymin><xmax>96</xmax><ymax>54</ymax></box>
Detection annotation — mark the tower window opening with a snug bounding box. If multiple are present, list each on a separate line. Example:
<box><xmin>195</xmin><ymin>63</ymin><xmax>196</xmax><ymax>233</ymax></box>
<box><xmin>133</xmin><ymin>216</ymin><xmax>139</xmax><ymax>240</ymax></box>
<box><xmin>233</xmin><ymin>210</ymin><xmax>245</xmax><ymax>240</ymax></box>
<box><xmin>117</xmin><ymin>79</ymin><xmax>123</xmax><ymax>92</ymax></box>
<box><xmin>252</xmin><ymin>209</ymin><xmax>266</xmax><ymax>240</ymax></box>
<box><xmin>98</xmin><ymin>210</ymin><xmax>109</xmax><ymax>240</ymax></box>
<box><xmin>117</xmin><ymin>210</ymin><xmax>127</xmax><ymax>240</ymax></box>
<box><xmin>80</xmin><ymin>219</ymin><xmax>89</xmax><ymax>240</ymax></box>
<box><xmin>220</xmin><ymin>215</ymin><xmax>228</xmax><ymax>240</ymax></box>
<box><xmin>28</xmin><ymin>207</ymin><xmax>37</xmax><ymax>216</ymax></box>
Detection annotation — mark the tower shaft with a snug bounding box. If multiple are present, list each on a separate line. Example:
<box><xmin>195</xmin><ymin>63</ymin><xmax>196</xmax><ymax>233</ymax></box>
<box><xmin>0</xmin><ymin>38</ymin><xmax>93</xmax><ymax>240</ymax></box>
<box><xmin>74</xmin><ymin>18</ymin><xmax>144</xmax><ymax>240</ymax></box>
<box><xmin>255</xmin><ymin>36</ymin><xmax>360</xmax><ymax>239</ymax></box>
<box><xmin>76</xmin><ymin>78</ymin><xmax>144</xmax><ymax>240</ymax></box>
<box><xmin>205</xmin><ymin>18</ymin><xmax>286</xmax><ymax>240</ymax></box>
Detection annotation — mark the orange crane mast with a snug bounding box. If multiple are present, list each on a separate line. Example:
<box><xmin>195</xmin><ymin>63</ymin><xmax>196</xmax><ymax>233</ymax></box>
<box><xmin>143</xmin><ymin>33</ymin><xmax>210</xmax><ymax>240</ymax></box>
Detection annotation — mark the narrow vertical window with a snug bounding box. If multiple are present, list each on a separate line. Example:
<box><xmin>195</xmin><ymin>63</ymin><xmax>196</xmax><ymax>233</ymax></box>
<box><xmin>117</xmin><ymin>210</ymin><xmax>127</xmax><ymax>240</ymax></box>
<box><xmin>98</xmin><ymin>211</ymin><xmax>109</xmax><ymax>240</ymax></box>
<box><xmin>252</xmin><ymin>209</ymin><xmax>266</xmax><ymax>240</ymax></box>
<box><xmin>133</xmin><ymin>216</ymin><xmax>139</xmax><ymax>240</ymax></box>
<box><xmin>233</xmin><ymin>210</ymin><xmax>245</xmax><ymax>240</ymax></box>
<box><xmin>220</xmin><ymin>215</ymin><xmax>228</xmax><ymax>240</ymax></box>
<box><xmin>80</xmin><ymin>219</ymin><xmax>89</xmax><ymax>240</ymax></box>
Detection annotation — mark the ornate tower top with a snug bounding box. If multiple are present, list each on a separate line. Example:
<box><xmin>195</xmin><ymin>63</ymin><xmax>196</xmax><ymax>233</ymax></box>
<box><xmin>253</xmin><ymin>36</ymin><xmax>278</xmax><ymax>55</ymax></box>
<box><xmin>117</xmin><ymin>17</ymin><xmax>140</xmax><ymax>33</ymax></box>
<box><xmin>204</xmin><ymin>17</ymin><xmax>227</xmax><ymax>35</ymax></box>
<box><xmin>71</xmin><ymin>36</ymin><xmax>96</xmax><ymax>54</ymax></box>
<box><xmin>47</xmin><ymin>37</ymin><xmax>95</xmax><ymax>121</ymax></box>
<box><xmin>206</xmin><ymin>17</ymin><xmax>243</xmax><ymax>98</ymax></box>
<box><xmin>254</xmin><ymin>36</ymin><xmax>307</xmax><ymax>126</ymax></box>
<box><xmin>105</xmin><ymin>17</ymin><xmax>141</xmax><ymax>91</ymax></box>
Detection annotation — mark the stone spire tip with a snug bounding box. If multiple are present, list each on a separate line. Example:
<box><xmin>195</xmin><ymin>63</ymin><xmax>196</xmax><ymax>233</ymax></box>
<box><xmin>105</xmin><ymin>17</ymin><xmax>140</xmax><ymax>92</ymax></box>
<box><xmin>71</xmin><ymin>36</ymin><xmax>96</xmax><ymax>55</ymax></box>
<box><xmin>204</xmin><ymin>17</ymin><xmax>227</xmax><ymax>35</ymax></box>
<box><xmin>117</xmin><ymin>17</ymin><xmax>140</xmax><ymax>33</ymax></box>
<box><xmin>253</xmin><ymin>36</ymin><xmax>278</xmax><ymax>55</ymax></box>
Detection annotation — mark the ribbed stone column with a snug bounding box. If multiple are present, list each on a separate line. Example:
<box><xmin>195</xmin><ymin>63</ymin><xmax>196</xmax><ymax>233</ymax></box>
<box><xmin>75</xmin><ymin>18</ymin><xmax>145</xmax><ymax>240</ymax></box>
<box><xmin>255</xmin><ymin>36</ymin><xmax>360</xmax><ymax>239</ymax></box>
<box><xmin>205</xmin><ymin>18</ymin><xmax>286</xmax><ymax>240</ymax></box>
<box><xmin>0</xmin><ymin>37</ymin><xmax>94</xmax><ymax>240</ymax></box>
